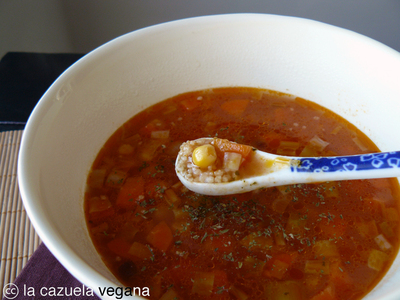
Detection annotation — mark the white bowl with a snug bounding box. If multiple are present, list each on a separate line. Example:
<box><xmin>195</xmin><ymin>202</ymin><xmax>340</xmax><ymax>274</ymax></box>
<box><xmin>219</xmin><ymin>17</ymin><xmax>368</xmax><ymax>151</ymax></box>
<box><xmin>18</xmin><ymin>14</ymin><xmax>400</xmax><ymax>300</ymax></box>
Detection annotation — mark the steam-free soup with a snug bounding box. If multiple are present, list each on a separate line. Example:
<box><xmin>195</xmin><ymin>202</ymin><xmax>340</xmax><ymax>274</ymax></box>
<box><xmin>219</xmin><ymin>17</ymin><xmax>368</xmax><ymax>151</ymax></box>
<box><xmin>85</xmin><ymin>87</ymin><xmax>400</xmax><ymax>300</ymax></box>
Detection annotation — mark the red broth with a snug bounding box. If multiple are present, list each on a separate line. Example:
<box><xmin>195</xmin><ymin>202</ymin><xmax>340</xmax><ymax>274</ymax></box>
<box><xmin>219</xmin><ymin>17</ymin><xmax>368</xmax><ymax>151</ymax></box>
<box><xmin>85</xmin><ymin>87</ymin><xmax>400</xmax><ymax>300</ymax></box>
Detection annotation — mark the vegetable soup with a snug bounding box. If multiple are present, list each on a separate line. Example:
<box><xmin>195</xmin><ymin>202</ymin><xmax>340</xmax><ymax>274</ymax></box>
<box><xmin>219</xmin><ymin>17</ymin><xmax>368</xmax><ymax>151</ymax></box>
<box><xmin>85</xmin><ymin>87</ymin><xmax>400</xmax><ymax>300</ymax></box>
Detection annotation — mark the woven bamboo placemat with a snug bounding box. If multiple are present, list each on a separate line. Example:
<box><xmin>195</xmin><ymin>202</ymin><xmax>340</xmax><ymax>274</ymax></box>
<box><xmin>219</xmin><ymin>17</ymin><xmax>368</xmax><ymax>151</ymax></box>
<box><xmin>0</xmin><ymin>130</ymin><xmax>41</xmax><ymax>297</ymax></box>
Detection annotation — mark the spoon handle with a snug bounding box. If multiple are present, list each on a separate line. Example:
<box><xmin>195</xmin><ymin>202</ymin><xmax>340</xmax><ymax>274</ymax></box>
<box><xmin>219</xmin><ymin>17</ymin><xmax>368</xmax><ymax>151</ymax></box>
<box><xmin>291</xmin><ymin>151</ymin><xmax>400</xmax><ymax>181</ymax></box>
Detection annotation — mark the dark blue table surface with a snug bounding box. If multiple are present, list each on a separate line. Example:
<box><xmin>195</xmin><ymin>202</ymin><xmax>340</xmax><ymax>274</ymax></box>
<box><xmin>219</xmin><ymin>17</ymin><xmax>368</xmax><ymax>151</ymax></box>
<box><xmin>0</xmin><ymin>52</ymin><xmax>84</xmax><ymax>132</ymax></box>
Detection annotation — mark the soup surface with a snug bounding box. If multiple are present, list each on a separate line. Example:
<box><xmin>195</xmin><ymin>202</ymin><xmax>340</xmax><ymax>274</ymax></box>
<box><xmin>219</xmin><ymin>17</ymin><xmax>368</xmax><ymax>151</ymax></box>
<box><xmin>85</xmin><ymin>87</ymin><xmax>400</xmax><ymax>300</ymax></box>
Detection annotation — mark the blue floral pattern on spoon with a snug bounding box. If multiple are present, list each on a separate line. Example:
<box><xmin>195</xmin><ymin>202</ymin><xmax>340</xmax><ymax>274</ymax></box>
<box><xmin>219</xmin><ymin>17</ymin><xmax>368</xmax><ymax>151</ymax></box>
<box><xmin>293</xmin><ymin>152</ymin><xmax>400</xmax><ymax>173</ymax></box>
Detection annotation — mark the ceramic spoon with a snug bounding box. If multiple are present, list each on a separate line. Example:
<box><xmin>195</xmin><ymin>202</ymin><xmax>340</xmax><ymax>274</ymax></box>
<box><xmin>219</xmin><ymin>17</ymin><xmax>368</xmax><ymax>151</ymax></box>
<box><xmin>175</xmin><ymin>137</ymin><xmax>400</xmax><ymax>196</ymax></box>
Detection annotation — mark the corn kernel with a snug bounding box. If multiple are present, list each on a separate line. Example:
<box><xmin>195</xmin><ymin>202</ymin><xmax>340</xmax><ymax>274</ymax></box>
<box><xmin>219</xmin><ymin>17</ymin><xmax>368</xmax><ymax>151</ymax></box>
<box><xmin>192</xmin><ymin>145</ymin><xmax>217</xmax><ymax>168</ymax></box>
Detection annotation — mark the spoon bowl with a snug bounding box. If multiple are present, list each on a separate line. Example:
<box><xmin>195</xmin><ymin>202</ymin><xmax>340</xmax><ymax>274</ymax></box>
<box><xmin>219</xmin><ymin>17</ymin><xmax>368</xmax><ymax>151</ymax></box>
<box><xmin>176</xmin><ymin>138</ymin><xmax>400</xmax><ymax>195</ymax></box>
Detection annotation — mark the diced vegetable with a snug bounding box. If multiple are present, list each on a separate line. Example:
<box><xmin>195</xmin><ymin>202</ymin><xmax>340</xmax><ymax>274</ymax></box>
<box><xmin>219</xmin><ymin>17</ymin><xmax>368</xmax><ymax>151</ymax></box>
<box><xmin>265</xmin><ymin>281</ymin><xmax>303</xmax><ymax>300</ymax></box>
<box><xmin>87</xmin><ymin>169</ymin><xmax>107</xmax><ymax>189</ymax></box>
<box><xmin>305</xmin><ymin>260</ymin><xmax>330</xmax><ymax>275</ymax></box>
<box><xmin>310</xmin><ymin>285</ymin><xmax>336</xmax><ymax>300</ymax></box>
<box><xmin>365</xmin><ymin>196</ymin><xmax>386</xmax><ymax>215</ymax></box>
<box><xmin>172</xmin><ymin>207</ymin><xmax>190</xmax><ymax>220</ymax></box>
<box><xmin>116</xmin><ymin>176</ymin><xmax>145</xmax><ymax>209</ymax></box>
<box><xmin>87</xmin><ymin>201</ymin><xmax>114</xmax><ymax>223</ymax></box>
<box><xmin>309</xmin><ymin>135</ymin><xmax>330</xmax><ymax>151</ymax></box>
<box><xmin>313</xmin><ymin>240</ymin><xmax>339</xmax><ymax>258</ymax></box>
<box><xmin>329</xmin><ymin>259</ymin><xmax>352</xmax><ymax>287</ymax></box>
<box><xmin>151</xmin><ymin>130</ymin><xmax>170</xmax><ymax>139</ymax></box>
<box><xmin>88</xmin><ymin>195</ymin><xmax>112</xmax><ymax>213</ymax></box>
<box><xmin>146</xmin><ymin>221</ymin><xmax>173</xmax><ymax>252</ymax></box>
<box><xmin>223</xmin><ymin>152</ymin><xmax>242</xmax><ymax>171</ymax></box>
<box><xmin>276</xmin><ymin>185</ymin><xmax>292</xmax><ymax>195</ymax></box>
<box><xmin>272</xmin><ymin>101</ymin><xmax>287</xmax><ymax>107</ymax></box>
<box><xmin>192</xmin><ymin>144</ymin><xmax>217</xmax><ymax>168</ymax></box>
<box><xmin>139</xmin><ymin>139</ymin><xmax>164</xmax><ymax>161</ymax></box>
<box><xmin>243</xmin><ymin>256</ymin><xmax>266</xmax><ymax>274</ymax></box>
<box><xmin>159</xmin><ymin>288</ymin><xmax>179</xmax><ymax>300</ymax></box>
<box><xmin>181</xmin><ymin>98</ymin><xmax>202</xmax><ymax>110</ymax></box>
<box><xmin>285</xmin><ymin>213</ymin><xmax>307</xmax><ymax>235</ymax></box>
<box><xmin>162</xmin><ymin>105</ymin><xmax>177</xmax><ymax>115</ymax></box>
<box><xmin>151</xmin><ymin>204</ymin><xmax>175</xmax><ymax>225</ymax></box>
<box><xmin>379</xmin><ymin>221</ymin><xmax>395</xmax><ymax>238</ymax></box>
<box><xmin>128</xmin><ymin>242</ymin><xmax>153</xmax><ymax>260</ymax></box>
<box><xmin>374</xmin><ymin>234</ymin><xmax>392</xmax><ymax>251</ymax></box>
<box><xmin>192</xmin><ymin>271</ymin><xmax>215</xmax><ymax>296</ymax></box>
<box><xmin>220</xmin><ymin>99</ymin><xmax>249</xmax><ymax>116</ymax></box>
<box><xmin>300</xmin><ymin>136</ymin><xmax>329</xmax><ymax>157</ymax></box>
<box><xmin>122</xmin><ymin>133</ymin><xmax>141</xmax><ymax>145</ymax></box>
<box><xmin>271</xmin><ymin>196</ymin><xmax>291</xmax><ymax>214</ymax></box>
<box><xmin>383</xmin><ymin>207</ymin><xmax>399</xmax><ymax>222</ymax></box>
<box><xmin>352</xmin><ymin>137</ymin><xmax>368</xmax><ymax>152</ymax></box>
<box><xmin>213</xmin><ymin>139</ymin><xmax>253</xmax><ymax>159</ymax></box>
<box><xmin>331</xmin><ymin>125</ymin><xmax>342</xmax><ymax>135</ymax></box>
<box><xmin>264</xmin><ymin>253</ymin><xmax>297</xmax><ymax>279</ymax></box>
<box><xmin>171</xmin><ymin>208</ymin><xmax>191</xmax><ymax>233</ymax></box>
<box><xmin>277</xmin><ymin>141</ymin><xmax>300</xmax><ymax>156</ymax></box>
<box><xmin>118</xmin><ymin>144</ymin><xmax>135</xmax><ymax>155</ymax></box>
<box><xmin>164</xmin><ymin>188</ymin><xmax>181</xmax><ymax>206</ymax></box>
<box><xmin>368</xmin><ymin>249</ymin><xmax>389</xmax><ymax>271</ymax></box>
<box><xmin>116</xmin><ymin>223</ymin><xmax>139</xmax><ymax>241</ymax></box>
<box><xmin>300</xmin><ymin>145</ymin><xmax>319</xmax><ymax>157</ymax></box>
<box><xmin>356</xmin><ymin>219</ymin><xmax>378</xmax><ymax>238</ymax></box>
<box><xmin>105</xmin><ymin>169</ymin><xmax>128</xmax><ymax>188</ymax></box>
<box><xmin>229</xmin><ymin>285</ymin><xmax>248</xmax><ymax>300</ymax></box>
<box><xmin>264</xmin><ymin>258</ymin><xmax>290</xmax><ymax>279</ymax></box>
<box><xmin>143</xmin><ymin>119</ymin><xmax>164</xmax><ymax>133</ymax></box>
<box><xmin>274</xmin><ymin>230</ymin><xmax>286</xmax><ymax>246</ymax></box>
<box><xmin>90</xmin><ymin>222</ymin><xmax>109</xmax><ymax>235</ymax></box>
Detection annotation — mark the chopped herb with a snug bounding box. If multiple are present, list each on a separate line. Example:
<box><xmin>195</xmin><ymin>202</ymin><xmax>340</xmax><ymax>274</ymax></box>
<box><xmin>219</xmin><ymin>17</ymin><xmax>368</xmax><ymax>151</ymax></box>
<box><xmin>139</xmin><ymin>161</ymin><xmax>149</xmax><ymax>171</ymax></box>
<box><xmin>201</xmin><ymin>232</ymin><xmax>208</xmax><ymax>243</ymax></box>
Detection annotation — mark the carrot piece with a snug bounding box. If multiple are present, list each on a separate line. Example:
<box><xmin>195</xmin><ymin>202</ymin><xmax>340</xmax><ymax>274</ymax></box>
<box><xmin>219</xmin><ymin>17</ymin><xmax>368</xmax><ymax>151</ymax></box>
<box><xmin>116</xmin><ymin>176</ymin><xmax>145</xmax><ymax>209</ymax></box>
<box><xmin>107</xmin><ymin>238</ymin><xmax>131</xmax><ymax>258</ymax></box>
<box><xmin>146</xmin><ymin>221</ymin><xmax>173</xmax><ymax>252</ymax></box>
<box><xmin>213</xmin><ymin>138</ymin><xmax>253</xmax><ymax>159</ymax></box>
<box><xmin>220</xmin><ymin>99</ymin><xmax>249</xmax><ymax>116</ymax></box>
